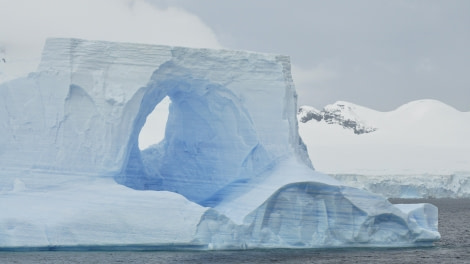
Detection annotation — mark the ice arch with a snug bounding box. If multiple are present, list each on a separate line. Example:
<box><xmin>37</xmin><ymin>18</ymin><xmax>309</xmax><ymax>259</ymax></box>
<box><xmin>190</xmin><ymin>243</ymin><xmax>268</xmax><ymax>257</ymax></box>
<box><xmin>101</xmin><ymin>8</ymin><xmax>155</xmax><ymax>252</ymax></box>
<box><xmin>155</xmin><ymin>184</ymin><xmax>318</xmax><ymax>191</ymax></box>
<box><xmin>0</xmin><ymin>38</ymin><xmax>311</xmax><ymax>203</ymax></box>
<box><xmin>116</xmin><ymin>61</ymin><xmax>272</xmax><ymax>203</ymax></box>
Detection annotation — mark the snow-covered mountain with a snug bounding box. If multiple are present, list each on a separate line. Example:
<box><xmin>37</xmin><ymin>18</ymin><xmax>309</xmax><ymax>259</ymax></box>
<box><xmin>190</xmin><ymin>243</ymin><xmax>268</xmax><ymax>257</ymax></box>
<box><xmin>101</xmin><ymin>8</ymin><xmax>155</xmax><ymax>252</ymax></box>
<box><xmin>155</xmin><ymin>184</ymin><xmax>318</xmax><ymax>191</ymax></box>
<box><xmin>298</xmin><ymin>100</ymin><xmax>470</xmax><ymax>198</ymax></box>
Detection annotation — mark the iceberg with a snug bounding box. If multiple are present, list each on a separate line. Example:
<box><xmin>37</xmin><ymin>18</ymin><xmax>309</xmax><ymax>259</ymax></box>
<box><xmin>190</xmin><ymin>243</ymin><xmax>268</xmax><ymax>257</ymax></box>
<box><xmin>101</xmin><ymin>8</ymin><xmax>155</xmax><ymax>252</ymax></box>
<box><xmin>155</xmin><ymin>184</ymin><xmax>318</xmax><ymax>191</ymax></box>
<box><xmin>0</xmin><ymin>38</ymin><xmax>439</xmax><ymax>249</ymax></box>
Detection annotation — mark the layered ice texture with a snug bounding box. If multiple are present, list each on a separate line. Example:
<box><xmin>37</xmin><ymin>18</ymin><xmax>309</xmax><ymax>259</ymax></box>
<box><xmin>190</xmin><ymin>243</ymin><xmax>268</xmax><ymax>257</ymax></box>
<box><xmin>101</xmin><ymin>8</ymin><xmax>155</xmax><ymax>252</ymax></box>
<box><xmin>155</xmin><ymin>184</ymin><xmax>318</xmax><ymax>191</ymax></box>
<box><xmin>0</xmin><ymin>38</ymin><xmax>439</xmax><ymax>249</ymax></box>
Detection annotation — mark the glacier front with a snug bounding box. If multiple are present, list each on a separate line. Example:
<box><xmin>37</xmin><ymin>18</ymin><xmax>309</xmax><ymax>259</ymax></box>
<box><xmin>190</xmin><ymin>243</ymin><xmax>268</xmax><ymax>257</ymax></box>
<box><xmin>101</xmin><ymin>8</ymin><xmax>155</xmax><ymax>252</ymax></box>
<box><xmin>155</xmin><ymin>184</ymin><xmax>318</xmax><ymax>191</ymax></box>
<box><xmin>0</xmin><ymin>38</ymin><xmax>439</xmax><ymax>249</ymax></box>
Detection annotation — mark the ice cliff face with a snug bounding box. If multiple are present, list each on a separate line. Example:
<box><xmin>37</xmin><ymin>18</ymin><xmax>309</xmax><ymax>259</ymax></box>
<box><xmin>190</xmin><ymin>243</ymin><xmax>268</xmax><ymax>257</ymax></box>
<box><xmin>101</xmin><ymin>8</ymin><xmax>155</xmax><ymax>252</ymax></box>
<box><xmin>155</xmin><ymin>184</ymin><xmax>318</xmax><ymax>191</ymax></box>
<box><xmin>0</xmin><ymin>38</ymin><xmax>439</xmax><ymax>249</ymax></box>
<box><xmin>0</xmin><ymin>38</ymin><xmax>310</xmax><ymax>203</ymax></box>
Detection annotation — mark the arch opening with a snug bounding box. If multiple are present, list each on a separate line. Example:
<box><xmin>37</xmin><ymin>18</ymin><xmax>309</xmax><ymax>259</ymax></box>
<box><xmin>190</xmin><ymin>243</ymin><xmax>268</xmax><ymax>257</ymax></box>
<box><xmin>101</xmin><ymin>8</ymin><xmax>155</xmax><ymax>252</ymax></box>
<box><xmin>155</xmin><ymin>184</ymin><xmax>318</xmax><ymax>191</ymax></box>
<box><xmin>138</xmin><ymin>96</ymin><xmax>170</xmax><ymax>150</ymax></box>
<box><xmin>116</xmin><ymin>63</ymin><xmax>272</xmax><ymax>205</ymax></box>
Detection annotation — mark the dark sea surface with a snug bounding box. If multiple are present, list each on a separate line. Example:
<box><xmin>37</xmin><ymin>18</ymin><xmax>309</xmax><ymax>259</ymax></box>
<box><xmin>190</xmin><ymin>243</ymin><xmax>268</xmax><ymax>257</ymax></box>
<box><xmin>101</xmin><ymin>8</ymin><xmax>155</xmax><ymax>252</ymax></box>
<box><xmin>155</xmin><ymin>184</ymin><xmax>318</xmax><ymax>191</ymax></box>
<box><xmin>1</xmin><ymin>198</ymin><xmax>469</xmax><ymax>264</ymax></box>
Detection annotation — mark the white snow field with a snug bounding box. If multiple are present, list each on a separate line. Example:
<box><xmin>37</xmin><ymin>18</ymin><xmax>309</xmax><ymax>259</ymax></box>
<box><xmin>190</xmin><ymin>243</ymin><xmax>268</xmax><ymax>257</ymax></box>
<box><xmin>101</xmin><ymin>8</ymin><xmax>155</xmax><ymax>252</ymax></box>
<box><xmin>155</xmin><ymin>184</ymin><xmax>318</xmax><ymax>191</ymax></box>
<box><xmin>299</xmin><ymin>101</ymin><xmax>470</xmax><ymax>198</ymax></box>
<box><xmin>0</xmin><ymin>38</ymin><xmax>439</xmax><ymax>249</ymax></box>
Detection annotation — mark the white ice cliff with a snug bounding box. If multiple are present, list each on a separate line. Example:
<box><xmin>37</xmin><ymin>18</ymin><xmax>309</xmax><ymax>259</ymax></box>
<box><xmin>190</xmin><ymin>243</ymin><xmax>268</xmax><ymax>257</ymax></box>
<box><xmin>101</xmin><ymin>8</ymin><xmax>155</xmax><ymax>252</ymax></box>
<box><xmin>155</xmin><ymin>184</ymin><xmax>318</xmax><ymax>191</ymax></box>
<box><xmin>0</xmin><ymin>38</ymin><xmax>439</xmax><ymax>249</ymax></box>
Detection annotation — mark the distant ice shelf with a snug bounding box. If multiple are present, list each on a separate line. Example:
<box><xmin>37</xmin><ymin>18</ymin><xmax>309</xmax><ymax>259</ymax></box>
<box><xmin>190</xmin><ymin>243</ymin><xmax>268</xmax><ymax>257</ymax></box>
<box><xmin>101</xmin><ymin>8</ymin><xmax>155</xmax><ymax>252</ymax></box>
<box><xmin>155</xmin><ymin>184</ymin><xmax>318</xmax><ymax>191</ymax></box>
<box><xmin>0</xmin><ymin>38</ymin><xmax>440</xmax><ymax>249</ymax></box>
<box><xmin>330</xmin><ymin>172</ymin><xmax>470</xmax><ymax>199</ymax></box>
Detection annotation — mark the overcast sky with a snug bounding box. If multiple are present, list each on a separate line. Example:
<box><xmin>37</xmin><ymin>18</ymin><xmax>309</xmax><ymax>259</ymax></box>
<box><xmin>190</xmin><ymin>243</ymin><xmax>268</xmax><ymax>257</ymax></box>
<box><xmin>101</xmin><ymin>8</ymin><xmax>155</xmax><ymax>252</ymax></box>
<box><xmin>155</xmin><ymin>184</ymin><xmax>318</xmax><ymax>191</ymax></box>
<box><xmin>0</xmin><ymin>0</ymin><xmax>221</xmax><ymax>84</ymax></box>
<box><xmin>1</xmin><ymin>0</ymin><xmax>468</xmax><ymax>111</ymax></box>
<box><xmin>150</xmin><ymin>0</ymin><xmax>470</xmax><ymax>111</ymax></box>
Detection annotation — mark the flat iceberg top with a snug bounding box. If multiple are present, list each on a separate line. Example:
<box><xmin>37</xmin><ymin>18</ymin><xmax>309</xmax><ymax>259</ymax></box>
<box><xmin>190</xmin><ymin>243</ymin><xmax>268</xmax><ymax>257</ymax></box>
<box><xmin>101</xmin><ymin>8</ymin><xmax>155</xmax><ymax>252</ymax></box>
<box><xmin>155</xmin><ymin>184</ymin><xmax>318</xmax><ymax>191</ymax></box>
<box><xmin>38</xmin><ymin>38</ymin><xmax>287</xmax><ymax>96</ymax></box>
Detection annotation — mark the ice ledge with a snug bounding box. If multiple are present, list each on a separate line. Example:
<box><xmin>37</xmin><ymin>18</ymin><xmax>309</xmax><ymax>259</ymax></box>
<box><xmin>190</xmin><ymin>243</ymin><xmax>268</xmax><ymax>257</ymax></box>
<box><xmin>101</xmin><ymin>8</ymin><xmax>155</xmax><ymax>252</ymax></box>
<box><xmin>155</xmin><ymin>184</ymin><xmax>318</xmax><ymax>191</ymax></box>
<box><xmin>194</xmin><ymin>181</ymin><xmax>440</xmax><ymax>249</ymax></box>
<box><xmin>0</xmin><ymin>178</ymin><xmax>439</xmax><ymax>249</ymax></box>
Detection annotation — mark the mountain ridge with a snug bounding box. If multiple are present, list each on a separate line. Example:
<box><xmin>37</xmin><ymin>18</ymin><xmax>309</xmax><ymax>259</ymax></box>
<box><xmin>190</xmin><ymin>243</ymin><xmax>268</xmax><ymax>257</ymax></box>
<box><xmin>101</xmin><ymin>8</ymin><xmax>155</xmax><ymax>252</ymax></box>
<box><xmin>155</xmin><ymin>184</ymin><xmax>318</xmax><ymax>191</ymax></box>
<box><xmin>298</xmin><ymin>99</ymin><xmax>470</xmax><ymax>175</ymax></box>
<box><xmin>299</xmin><ymin>99</ymin><xmax>470</xmax><ymax>135</ymax></box>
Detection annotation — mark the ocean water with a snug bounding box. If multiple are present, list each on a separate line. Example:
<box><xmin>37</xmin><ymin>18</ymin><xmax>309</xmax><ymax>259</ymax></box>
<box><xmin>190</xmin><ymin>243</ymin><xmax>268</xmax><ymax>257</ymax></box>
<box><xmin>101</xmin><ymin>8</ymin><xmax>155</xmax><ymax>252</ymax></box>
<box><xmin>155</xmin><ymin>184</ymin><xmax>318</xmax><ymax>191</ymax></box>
<box><xmin>1</xmin><ymin>198</ymin><xmax>469</xmax><ymax>264</ymax></box>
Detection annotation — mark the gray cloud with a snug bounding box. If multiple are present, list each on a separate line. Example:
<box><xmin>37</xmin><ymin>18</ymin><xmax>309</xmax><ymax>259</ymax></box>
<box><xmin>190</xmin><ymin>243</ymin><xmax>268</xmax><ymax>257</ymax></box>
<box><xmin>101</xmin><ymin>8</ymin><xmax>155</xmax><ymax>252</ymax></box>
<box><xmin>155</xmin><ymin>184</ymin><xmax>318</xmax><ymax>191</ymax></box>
<box><xmin>149</xmin><ymin>0</ymin><xmax>470</xmax><ymax>111</ymax></box>
<box><xmin>0</xmin><ymin>0</ymin><xmax>221</xmax><ymax>83</ymax></box>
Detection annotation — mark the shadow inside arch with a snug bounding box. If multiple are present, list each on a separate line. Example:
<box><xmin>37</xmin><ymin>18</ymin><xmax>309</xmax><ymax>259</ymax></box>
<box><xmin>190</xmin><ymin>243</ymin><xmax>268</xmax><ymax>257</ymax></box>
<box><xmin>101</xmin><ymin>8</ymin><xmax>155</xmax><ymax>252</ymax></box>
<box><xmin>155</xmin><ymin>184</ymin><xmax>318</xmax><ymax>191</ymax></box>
<box><xmin>115</xmin><ymin>61</ymin><xmax>271</xmax><ymax>205</ymax></box>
